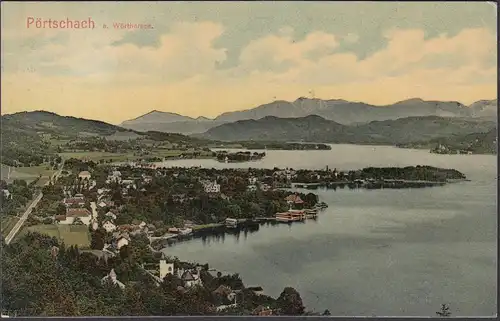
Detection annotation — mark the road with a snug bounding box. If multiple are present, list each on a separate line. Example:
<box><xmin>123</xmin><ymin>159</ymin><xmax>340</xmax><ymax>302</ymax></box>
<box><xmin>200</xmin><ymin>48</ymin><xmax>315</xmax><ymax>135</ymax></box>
<box><xmin>4</xmin><ymin>160</ymin><xmax>65</xmax><ymax>245</ymax></box>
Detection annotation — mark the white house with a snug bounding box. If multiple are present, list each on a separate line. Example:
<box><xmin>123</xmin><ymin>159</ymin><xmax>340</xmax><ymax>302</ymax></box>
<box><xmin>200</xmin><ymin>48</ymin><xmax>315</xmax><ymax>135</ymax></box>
<box><xmin>103</xmin><ymin>221</ymin><xmax>117</xmax><ymax>233</ymax></box>
<box><xmin>177</xmin><ymin>266</ymin><xmax>203</xmax><ymax>288</ymax></box>
<box><xmin>78</xmin><ymin>171</ymin><xmax>92</xmax><ymax>180</ymax></box>
<box><xmin>116</xmin><ymin>236</ymin><xmax>129</xmax><ymax>249</ymax></box>
<box><xmin>106</xmin><ymin>171</ymin><xmax>122</xmax><ymax>184</ymax></box>
<box><xmin>159</xmin><ymin>260</ymin><xmax>175</xmax><ymax>280</ymax></box>
<box><xmin>248</xmin><ymin>177</ymin><xmax>257</xmax><ymax>185</ymax></box>
<box><xmin>97</xmin><ymin>188</ymin><xmax>111</xmax><ymax>195</ymax></box>
<box><xmin>101</xmin><ymin>269</ymin><xmax>125</xmax><ymax>289</ymax></box>
<box><xmin>203</xmin><ymin>180</ymin><xmax>220</xmax><ymax>193</ymax></box>
<box><xmin>105</xmin><ymin>211</ymin><xmax>117</xmax><ymax>220</ymax></box>
<box><xmin>2</xmin><ymin>190</ymin><xmax>12</xmax><ymax>199</ymax></box>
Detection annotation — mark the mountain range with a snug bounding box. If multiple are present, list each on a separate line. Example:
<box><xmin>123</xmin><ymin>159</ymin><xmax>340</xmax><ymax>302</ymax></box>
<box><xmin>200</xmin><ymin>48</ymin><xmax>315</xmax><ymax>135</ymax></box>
<box><xmin>120</xmin><ymin>98</ymin><xmax>498</xmax><ymax>134</ymax></box>
<box><xmin>195</xmin><ymin>114</ymin><xmax>496</xmax><ymax>145</ymax></box>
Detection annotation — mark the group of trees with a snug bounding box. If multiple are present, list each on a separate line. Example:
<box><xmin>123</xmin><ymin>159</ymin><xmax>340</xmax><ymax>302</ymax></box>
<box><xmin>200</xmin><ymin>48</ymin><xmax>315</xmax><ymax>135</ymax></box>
<box><xmin>215</xmin><ymin>151</ymin><xmax>266</xmax><ymax>162</ymax></box>
<box><xmin>291</xmin><ymin>166</ymin><xmax>466</xmax><ymax>184</ymax></box>
<box><xmin>109</xmin><ymin>169</ymin><xmax>318</xmax><ymax>227</ymax></box>
<box><xmin>243</xmin><ymin>142</ymin><xmax>331</xmax><ymax>151</ymax></box>
<box><xmin>2</xmin><ymin>232</ymin><xmax>307</xmax><ymax>316</ymax></box>
<box><xmin>0</xmin><ymin>179</ymin><xmax>36</xmax><ymax>218</ymax></box>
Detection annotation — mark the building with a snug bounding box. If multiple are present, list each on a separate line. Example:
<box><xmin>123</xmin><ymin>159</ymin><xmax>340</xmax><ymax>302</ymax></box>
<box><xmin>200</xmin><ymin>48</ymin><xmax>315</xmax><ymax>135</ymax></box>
<box><xmin>2</xmin><ymin>190</ymin><xmax>12</xmax><ymax>199</ymax></box>
<box><xmin>285</xmin><ymin>194</ymin><xmax>304</xmax><ymax>204</ymax></box>
<box><xmin>56</xmin><ymin>208</ymin><xmax>92</xmax><ymax>225</ymax></box>
<box><xmin>103</xmin><ymin>221</ymin><xmax>117</xmax><ymax>233</ymax></box>
<box><xmin>101</xmin><ymin>269</ymin><xmax>125</xmax><ymax>289</ymax></box>
<box><xmin>105</xmin><ymin>211</ymin><xmax>117</xmax><ymax>220</ymax></box>
<box><xmin>248</xmin><ymin>177</ymin><xmax>257</xmax><ymax>185</ymax></box>
<box><xmin>177</xmin><ymin>266</ymin><xmax>203</xmax><ymax>288</ymax></box>
<box><xmin>202</xmin><ymin>180</ymin><xmax>220</xmax><ymax>193</ymax></box>
<box><xmin>159</xmin><ymin>260</ymin><xmax>175</xmax><ymax>280</ymax></box>
<box><xmin>63</xmin><ymin>196</ymin><xmax>85</xmax><ymax>208</ymax></box>
<box><xmin>252</xmin><ymin>305</ymin><xmax>274</xmax><ymax>316</ymax></box>
<box><xmin>98</xmin><ymin>200</ymin><xmax>114</xmax><ymax>208</ymax></box>
<box><xmin>116</xmin><ymin>236</ymin><xmax>129</xmax><ymax>249</ymax></box>
<box><xmin>78</xmin><ymin>171</ymin><xmax>92</xmax><ymax>180</ymax></box>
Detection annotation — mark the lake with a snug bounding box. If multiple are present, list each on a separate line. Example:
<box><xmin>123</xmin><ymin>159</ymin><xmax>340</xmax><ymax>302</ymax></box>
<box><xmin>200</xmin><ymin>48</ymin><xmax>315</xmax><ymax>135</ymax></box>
<box><xmin>158</xmin><ymin>144</ymin><xmax>497</xmax><ymax>317</ymax></box>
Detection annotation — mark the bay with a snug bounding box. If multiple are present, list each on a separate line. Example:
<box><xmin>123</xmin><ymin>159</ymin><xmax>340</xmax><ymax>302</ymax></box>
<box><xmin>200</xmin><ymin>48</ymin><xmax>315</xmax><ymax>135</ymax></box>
<box><xmin>158</xmin><ymin>144</ymin><xmax>497</xmax><ymax>317</ymax></box>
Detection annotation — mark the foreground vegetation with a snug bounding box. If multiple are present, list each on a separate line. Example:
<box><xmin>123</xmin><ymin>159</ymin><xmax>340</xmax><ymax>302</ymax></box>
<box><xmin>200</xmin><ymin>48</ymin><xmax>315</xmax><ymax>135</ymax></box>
<box><xmin>1</xmin><ymin>232</ymin><xmax>313</xmax><ymax>316</ymax></box>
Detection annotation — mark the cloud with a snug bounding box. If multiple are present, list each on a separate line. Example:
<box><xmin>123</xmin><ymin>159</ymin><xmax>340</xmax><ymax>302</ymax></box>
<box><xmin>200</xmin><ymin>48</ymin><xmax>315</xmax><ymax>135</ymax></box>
<box><xmin>1</xmin><ymin>18</ymin><xmax>496</xmax><ymax>122</ymax></box>
<box><xmin>343</xmin><ymin>33</ymin><xmax>359</xmax><ymax>43</ymax></box>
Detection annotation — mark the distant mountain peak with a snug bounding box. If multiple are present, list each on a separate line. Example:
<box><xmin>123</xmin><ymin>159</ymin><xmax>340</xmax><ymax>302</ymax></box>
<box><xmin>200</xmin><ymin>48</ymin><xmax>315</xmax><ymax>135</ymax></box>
<box><xmin>394</xmin><ymin>98</ymin><xmax>425</xmax><ymax>104</ymax></box>
<box><xmin>195</xmin><ymin>116</ymin><xmax>212</xmax><ymax>121</ymax></box>
<box><xmin>122</xmin><ymin>110</ymin><xmax>196</xmax><ymax>125</ymax></box>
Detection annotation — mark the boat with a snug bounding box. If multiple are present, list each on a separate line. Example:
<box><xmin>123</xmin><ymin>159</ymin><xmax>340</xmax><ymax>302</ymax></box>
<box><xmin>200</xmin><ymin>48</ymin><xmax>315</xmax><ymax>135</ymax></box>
<box><xmin>225</xmin><ymin>218</ymin><xmax>238</xmax><ymax>228</ymax></box>
<box><xmin>178</xmin><ymin>228</ymin><xmax>193</xmax><ymax>236</ymax></box>
<box><xmin>275</xmin><ymin>210</ymin><xmax>306</xmax><ymax>223</ymax></box>
<box><xmin>304</xmin><ymin>208</ymin><xmax>318</xmax><ymax>218</ymax></box>
<box><xmin>314</xmin><ymin>202</ymin><xmax>328</xmax><ymax>209</ymax></box>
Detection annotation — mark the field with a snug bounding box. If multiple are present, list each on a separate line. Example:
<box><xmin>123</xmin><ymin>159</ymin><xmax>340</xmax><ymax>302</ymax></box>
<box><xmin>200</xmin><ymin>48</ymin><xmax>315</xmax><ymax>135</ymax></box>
<box><xmin>59</xmin><ymin>149</ymin><xmax>213</xmax><ymax>162</ymax></box>
<box><xmin>1</xmin><ymin>164</ymin><xmax>56</xmax><ymax>184</ymax></box>
<box><xmin>1</xmin><ymin>216</ymin><xmax>19</xmax><ymax>235</ymax></box>
<box><xmin>15</xmin><ymin>224</ymin><xmax>91</xmax><ymax>248</ymax></box>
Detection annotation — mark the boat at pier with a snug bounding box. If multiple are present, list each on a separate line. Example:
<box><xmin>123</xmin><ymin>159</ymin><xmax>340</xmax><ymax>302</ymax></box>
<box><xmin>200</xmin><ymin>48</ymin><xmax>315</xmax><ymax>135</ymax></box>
<box><xmin>275</xmin><ymin>210</ymin><xmax>306</xmax><ymax>223</ymax></box>
<box><xmin>225</xmin><ymin>218</ymin><xmax>238</xmax><ymax>228</ymax></box>
<box><xmin>314</xmin><ymin>202</ymin><xmax>328</xmax><ymax>209</ymax></box>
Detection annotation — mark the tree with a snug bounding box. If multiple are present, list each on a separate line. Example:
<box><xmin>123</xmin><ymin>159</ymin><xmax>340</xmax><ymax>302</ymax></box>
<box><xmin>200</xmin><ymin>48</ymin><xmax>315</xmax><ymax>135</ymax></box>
<box><xmin>90</xmin><ymin>229</ymin><xmax>106</xmax><ymax>250</ymax></box>
<box><xmin>436</xmin><ymin>304</ymin><xmax>451</xmax><ymax>317</ymax></box>
<box><xmin>276</xmin><ymin>287</ymin><xmax>305</xmax><ymax>315</ymax></box>
<box><xmin>322</xmin><ymin>309</ymin><xmax>331</xmax><ymax>316</ymax></box>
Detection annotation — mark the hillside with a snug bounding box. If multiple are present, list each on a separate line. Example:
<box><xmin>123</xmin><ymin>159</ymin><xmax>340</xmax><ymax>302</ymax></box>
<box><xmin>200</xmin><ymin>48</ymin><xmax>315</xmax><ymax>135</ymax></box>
<box><xmin>468</xmin><ymin>99</ymin><xmax>498</xmax><ymax>118</ymax></box>
<box><xmin>1</xmin><ymin>111</ymin><xmax>134</xmax><ymax>166</ymax></box>
<box><xmin>400</xmin><ymin>128</ymin><xmax>498</xmax><ymax>154</ymax></box>
<box><xmin>121</xmin><ymin>119</ymin><xmax>226</xmax><ymax>134</ymax></box>
<box><xmin>195</xmin><ymin>115</ymin><xmax>350</xmax><ymax>142</ymax></box>
<box><xmin>0</xmin><ymin>111</ymin><xmax>216</xmax><ymax>166</ymax></box>
<box><xmin>197</xmin><ymin>115</ymin><xmax>496</xmax><ymax>145</ymax></box>
<box><xmin>2</xmin><ymin>111</ymin><xmax>131</xmax><ymax>138</ymax></box>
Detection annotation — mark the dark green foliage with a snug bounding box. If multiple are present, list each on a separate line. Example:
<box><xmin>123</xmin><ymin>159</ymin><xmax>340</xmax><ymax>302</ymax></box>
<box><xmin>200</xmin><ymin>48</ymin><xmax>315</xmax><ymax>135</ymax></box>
<box><xmin>1</xmin><ymin>232</ymin><xmax>309</xmax><ymax>316</ymax></box>
<box><xmin>402</xmin><ymin>128</ymin><xmax>497</xmax><ymax>155</ymax></box>
<box><xmin>276</xmin><ymin>287</ymin><xmax>305</xmax><ymax>315</ymax></box>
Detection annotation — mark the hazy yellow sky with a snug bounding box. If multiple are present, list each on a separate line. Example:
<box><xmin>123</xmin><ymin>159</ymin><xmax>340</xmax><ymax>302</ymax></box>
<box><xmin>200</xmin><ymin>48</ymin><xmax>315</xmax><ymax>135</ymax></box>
<box><xmin>1</xmin><ymin>2</ymin><xmax>497</xmax><ymax>124</ymax></box>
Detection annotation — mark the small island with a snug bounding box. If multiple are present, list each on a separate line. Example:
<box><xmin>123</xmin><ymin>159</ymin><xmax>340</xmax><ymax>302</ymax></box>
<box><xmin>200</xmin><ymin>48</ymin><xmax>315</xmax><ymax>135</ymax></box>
<box><xmin>214</xmin><ymin>151</ymin><xmax>266</xmax><ymax>163</ymax></box>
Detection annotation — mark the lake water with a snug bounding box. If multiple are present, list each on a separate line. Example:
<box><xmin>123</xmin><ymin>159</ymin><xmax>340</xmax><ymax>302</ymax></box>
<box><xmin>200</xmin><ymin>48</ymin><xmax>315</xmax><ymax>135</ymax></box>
<box><xmin>158</xmin><ymin>145</ymin><xmax>497</xmax><ymax>317</ymax></box>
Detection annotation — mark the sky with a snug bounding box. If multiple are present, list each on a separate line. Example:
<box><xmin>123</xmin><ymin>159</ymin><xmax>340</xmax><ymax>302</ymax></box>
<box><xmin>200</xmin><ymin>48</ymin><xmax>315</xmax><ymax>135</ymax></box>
<box><xmin>1</xmin><ymin>1</ymin><xmax>497</xmax><ymax>124</ymax></box>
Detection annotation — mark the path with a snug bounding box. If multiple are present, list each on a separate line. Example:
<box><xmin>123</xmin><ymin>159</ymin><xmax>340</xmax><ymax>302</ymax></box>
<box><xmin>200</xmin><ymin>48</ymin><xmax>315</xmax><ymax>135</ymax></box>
<box><xmin>4</xmin><ymin>161</ymin><xmax>65</xmax><ymax>245</ymax></box>
<box><xmin>90</xmin><ymin>201</ymin><xmax>98</xmax><ymax>220</ymax></box>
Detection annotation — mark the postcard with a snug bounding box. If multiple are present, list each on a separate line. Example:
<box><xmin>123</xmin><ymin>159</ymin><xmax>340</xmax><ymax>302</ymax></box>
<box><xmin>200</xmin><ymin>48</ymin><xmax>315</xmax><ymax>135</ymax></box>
<box><xmin>0</xmin><ymin>1</ymin><xmax>497</xmax><ymax>318</ymax></box>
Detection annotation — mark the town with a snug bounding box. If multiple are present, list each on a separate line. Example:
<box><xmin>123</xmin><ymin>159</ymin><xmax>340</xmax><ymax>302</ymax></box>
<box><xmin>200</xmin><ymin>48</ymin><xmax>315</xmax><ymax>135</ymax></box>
<box><xmin>1</xmin><ymin>158</ymin><xmax>467</xmax><ymax>316</ymax></box>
